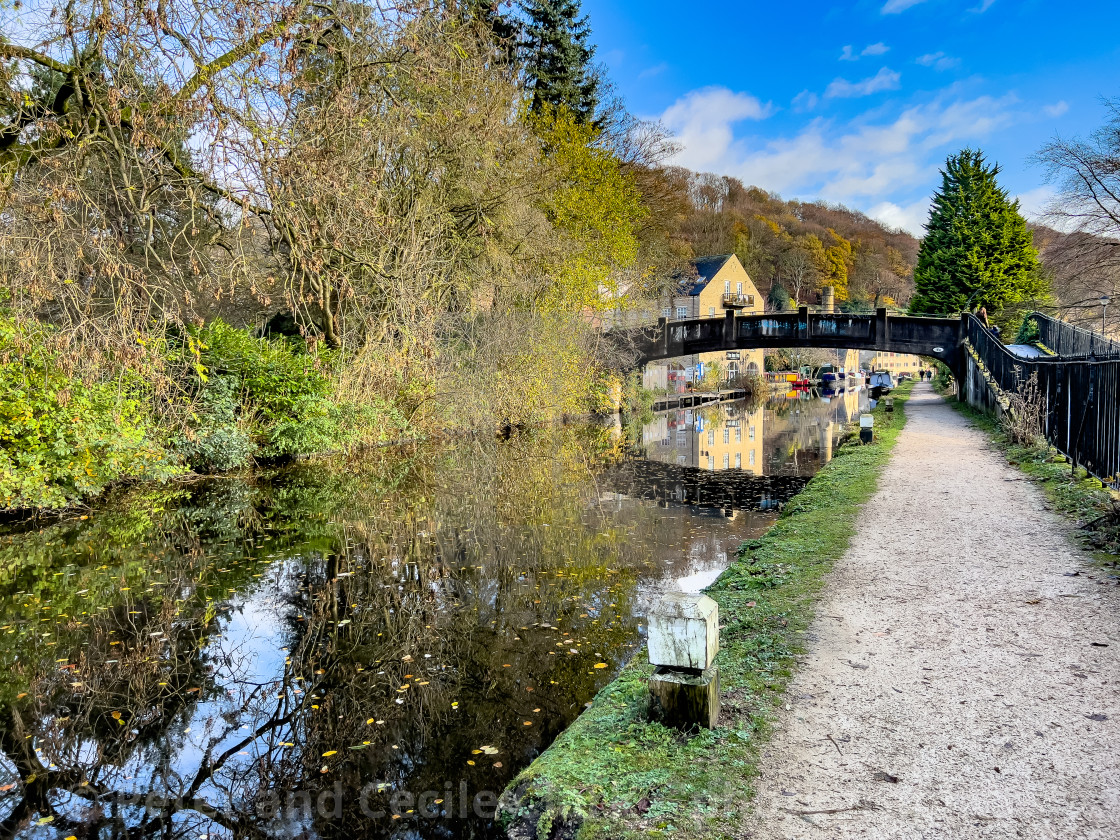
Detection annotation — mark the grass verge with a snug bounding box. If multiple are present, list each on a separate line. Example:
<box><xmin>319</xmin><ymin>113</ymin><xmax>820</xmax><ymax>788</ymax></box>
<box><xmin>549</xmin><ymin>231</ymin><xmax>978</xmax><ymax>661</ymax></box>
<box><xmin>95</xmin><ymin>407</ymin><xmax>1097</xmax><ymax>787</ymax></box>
<box><xmin>498</xmin><ymin>382</ymin><xmax>915</xmax><ymax>840</ymax></box>
<box><xmin>945</xmin><ymin>396</ymin><xmax>1120</xmax><ymax>571</ymax></box>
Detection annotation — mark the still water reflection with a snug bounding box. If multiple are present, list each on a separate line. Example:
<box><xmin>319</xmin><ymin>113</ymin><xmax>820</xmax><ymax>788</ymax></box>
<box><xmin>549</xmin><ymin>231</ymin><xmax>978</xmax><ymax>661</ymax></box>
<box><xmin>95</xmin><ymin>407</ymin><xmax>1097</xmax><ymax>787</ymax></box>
<box><xmin>0</xmin><ymin>387</ymin><xmax>866</xmax><ymax>839</ymax></box>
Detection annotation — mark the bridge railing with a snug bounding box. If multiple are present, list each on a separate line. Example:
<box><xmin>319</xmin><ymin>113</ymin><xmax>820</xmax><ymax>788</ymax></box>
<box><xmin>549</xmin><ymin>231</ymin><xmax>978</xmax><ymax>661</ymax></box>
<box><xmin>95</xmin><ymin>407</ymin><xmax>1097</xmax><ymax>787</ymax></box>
<box><xmin>811</xmin><ymin>314</ymin><xmax>873</xmax><ymax>339</ymax></box>
<box><xmin>1029</xmin><ymin>312</ymin><xmax>1120</xmax><ymax>360</ymax></box>
<box><xmin>966</xmin><ymin>314</ymin><xmax>1120</xmax><ymax>481</ymax></box>
<box><xmin>736</xmin><ymin>314</ymin><xmax>804</xmax><ymax>341</ymax></box>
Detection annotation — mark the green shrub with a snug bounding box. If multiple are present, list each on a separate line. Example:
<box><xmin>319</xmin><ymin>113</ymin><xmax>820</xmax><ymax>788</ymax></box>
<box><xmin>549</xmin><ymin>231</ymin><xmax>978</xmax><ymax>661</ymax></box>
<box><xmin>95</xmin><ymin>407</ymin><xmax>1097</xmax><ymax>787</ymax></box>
<box><xmin>171</xmin><ymin>375</ymin><xmax>256</xmax><ymax>471</ymax></box>
<box><xmin>1015</xmin><ymin>315</ymin><xmax>1041</xmax><ymax>346</ymax></box>
<box><xmin>172</xmin><ymin>320</ymin><xmax>394</xmax><ymax>461</ymax></box>
<box><xmin>188</xmin><ymin>320</ymin><xmax>331</xmax><ymax>424</ymax></box>
<box><xmin>0</xmin><ymin>318</ymin><xmax>180</xmax><ymax>510</ymax></box>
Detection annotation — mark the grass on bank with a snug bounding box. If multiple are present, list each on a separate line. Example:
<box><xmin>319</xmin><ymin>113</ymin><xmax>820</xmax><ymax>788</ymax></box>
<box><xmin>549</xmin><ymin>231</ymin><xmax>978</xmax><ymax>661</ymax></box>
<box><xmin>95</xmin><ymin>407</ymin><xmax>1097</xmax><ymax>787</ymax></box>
<box><xmin>946</xmin><ymin>396</ymin><xmax>1120</xmax><ymax>572</ymax></box>
<box><xmin>498</xmin><ymin>382</ymin><xmax>916</xmax><ymax>840</ymax></box>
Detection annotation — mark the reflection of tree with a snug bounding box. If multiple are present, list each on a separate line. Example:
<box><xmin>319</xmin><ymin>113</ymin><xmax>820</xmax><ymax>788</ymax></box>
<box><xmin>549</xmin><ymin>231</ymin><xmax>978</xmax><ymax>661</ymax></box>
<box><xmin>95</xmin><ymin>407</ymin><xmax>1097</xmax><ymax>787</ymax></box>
<box><xmin>0</xmin><ymin>427</ymin><xmax>680</xmax><ymax>839</ymax></box>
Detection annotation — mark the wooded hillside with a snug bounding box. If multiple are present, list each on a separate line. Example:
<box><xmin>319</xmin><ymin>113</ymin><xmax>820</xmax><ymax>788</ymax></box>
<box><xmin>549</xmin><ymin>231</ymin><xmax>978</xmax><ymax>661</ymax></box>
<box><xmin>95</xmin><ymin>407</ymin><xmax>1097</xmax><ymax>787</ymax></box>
<box><xmin>664</xmin><ymin>169</ymin><xmax>920</xmax><ymax>311</ymax></box>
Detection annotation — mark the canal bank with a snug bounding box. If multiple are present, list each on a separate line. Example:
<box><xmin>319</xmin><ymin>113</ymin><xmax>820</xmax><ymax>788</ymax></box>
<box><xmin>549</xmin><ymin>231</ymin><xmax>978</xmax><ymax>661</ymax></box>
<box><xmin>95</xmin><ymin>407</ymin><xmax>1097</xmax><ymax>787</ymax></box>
<box><xmin>498</xmin><ymin>383</ymin><xmax>916</xmax><ymax>840</ymax></box>
<box><xmin>0</xmin><ymin>389</ymin><xmax>861</xmax><ymax>840</ymax></box>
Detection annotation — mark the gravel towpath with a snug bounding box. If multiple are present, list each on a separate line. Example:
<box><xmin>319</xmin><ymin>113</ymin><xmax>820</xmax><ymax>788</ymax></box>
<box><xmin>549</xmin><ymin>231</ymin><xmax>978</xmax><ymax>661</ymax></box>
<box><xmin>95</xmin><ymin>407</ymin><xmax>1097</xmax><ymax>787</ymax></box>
<box><xmin>745</xmin><ymin>383</ymin><xmax>1120</xmax><ymax>839</ymax></box>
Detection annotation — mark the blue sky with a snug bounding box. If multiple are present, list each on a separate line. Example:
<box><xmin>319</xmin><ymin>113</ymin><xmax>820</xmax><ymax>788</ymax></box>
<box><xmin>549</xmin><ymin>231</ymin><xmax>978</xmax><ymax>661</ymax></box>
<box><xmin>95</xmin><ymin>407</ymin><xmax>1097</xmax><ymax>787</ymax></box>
<box><xmin>582</xmin><ymin>0</ymin><xmax>1120</xmax><ymax>236</ymax></box>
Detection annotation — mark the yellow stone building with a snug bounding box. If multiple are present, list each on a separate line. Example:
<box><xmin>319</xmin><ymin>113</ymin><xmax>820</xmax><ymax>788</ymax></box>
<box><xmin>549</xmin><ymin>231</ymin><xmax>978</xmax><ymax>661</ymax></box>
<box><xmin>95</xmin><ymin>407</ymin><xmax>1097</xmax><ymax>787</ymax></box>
<box><xmin>660</xmin><ymin>254</ymin><xmax>765</xmax><ymax>383</ymax></box>
<box><xmin>867</xmin><ymin>351</ymin><xmax>924</xmax><ymax>376</ymax></box>
<box><xmin>646</xmin><ymin>402</ymin><xmax>765</xmax><ymax>474</ymax></box>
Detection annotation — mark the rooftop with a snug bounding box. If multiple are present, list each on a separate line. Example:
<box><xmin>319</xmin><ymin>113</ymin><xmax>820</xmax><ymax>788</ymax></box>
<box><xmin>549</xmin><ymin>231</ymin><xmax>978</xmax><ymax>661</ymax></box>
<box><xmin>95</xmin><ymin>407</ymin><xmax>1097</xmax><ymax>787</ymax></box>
<box><xmin>677</xmin><ymin>254</ymin><xmax>736</xmax><ymax>297</ymax></box>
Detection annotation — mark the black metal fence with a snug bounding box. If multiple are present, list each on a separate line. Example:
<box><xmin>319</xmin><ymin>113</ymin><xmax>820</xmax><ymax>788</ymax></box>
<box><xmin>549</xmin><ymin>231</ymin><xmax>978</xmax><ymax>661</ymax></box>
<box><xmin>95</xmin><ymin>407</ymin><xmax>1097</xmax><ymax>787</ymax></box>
<box><xmin>967</xmin><ymin>314</ymin><xmax>1120</xmax><ymax>481</ymax></box>
<box><xmin>1030</xmin><ymin>312</ymin><xmax>1120</xmax><ymax>360</ymax></box>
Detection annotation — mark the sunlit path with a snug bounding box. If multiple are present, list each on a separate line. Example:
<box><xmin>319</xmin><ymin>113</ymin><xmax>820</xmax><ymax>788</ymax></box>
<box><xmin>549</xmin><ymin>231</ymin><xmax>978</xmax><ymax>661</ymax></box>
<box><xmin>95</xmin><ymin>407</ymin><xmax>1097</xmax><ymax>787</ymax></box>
<box><xmin>746</xmin><ymin>383</ymin><xmax>1120</xmax><ymax>839</ymax></box>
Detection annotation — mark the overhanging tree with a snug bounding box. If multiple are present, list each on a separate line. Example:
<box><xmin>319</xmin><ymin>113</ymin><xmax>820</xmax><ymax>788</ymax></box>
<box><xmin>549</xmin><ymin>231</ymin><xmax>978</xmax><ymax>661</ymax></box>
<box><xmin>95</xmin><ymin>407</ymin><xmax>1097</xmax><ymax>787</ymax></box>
<box><xmin>519</xmin><ymin>0</ymin><xmax>599</xmax><ymax>122</ymax></box>
<box><xmin>909</xmin><ymin>149</ymin><xmax>1046</xmax><ymax>316</ymax></box>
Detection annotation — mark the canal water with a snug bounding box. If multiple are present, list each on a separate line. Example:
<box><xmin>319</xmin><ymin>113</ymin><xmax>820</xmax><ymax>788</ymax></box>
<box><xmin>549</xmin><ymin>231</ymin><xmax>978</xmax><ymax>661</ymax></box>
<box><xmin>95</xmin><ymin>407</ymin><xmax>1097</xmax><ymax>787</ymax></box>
<box><xmin>0</xmin><ymin>387</ymin><xmax>867</xmax><ymax>839</ymax></box>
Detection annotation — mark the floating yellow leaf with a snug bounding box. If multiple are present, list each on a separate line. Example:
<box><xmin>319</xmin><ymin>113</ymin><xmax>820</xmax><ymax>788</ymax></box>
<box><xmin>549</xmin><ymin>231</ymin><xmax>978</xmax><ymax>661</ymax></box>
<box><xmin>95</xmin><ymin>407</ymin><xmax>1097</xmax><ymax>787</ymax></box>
<box><xmin>467</xmin><ymin>760</ymin><xmax>475</xmax><ymax>766</ymax></box>
<box><xmin>594</xmin><ymin>663</ymin><xmax>608</xmax><ymax>669</ymax></box>
<box><xmin>322</xmin><ymin>750</ymin><xmax>337</xmax><ymax>757</ymax></box>
<box><xmin>366</xmin><ymin>718</ymin><xmax>375</xmax><ymax>725</ymax></box>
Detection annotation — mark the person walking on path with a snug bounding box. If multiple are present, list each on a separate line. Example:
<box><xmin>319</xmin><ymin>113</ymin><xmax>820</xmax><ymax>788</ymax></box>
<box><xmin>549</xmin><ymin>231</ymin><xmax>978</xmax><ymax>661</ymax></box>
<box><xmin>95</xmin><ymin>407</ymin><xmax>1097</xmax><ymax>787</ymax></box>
<box><xmin>745</xmin><ymin>381</ymin><xmax>1120</xmax><ymax>839</ymax></box>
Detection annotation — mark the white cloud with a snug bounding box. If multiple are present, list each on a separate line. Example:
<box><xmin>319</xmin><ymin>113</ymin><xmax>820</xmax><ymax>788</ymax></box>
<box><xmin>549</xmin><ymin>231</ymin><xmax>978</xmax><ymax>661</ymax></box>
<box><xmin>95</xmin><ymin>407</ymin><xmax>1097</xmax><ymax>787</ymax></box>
<box><xmin>869</xmin><ymin>198</ymin><xmax>932</xmax><ymax>236</ymax></box>
<box><xmin>916</xmin><ymin>52</ymin><xmax>960</xmax><ymax>71</ymax></box>
<box><xmin>792</xmin><ymin>89</ymin><xmax>819</xmax><ymax>112</ymax></box>
<box><xmin>842</xmin><ymin>43</ymin><xmax>891</xmax><ymax>61</ymax></box>
<box><xmin>825</xmin><ymin>67</ymin><xmax>902</xmax><ymax>99</ymax></box>
<box><xmin>1043</xmin><ymin>100</ymin><xmax>1069</xmax><ymax>118</ymax></box>
<box><xmin>659</xmin><ymin>87</ymin><xmax>1024</xmax><ymax>232</ymax></box>
<box><xmin>1016</xmin><ymin>185</ymin><xmax>1057</xmax><ymax>220</ymax></box>
<box><xmin>659</xmin><ymin>88</ymin><xmax>772</xmax><ymax>170</ymax></box>
<box><xmin>603</xmin><ymin>49</ymin><xmax>625</xmax><ymax>68</ymax></box>
<box><xmin>882</xmin><ymin>0</ymin><xmax>929</xmax><ymax>13</ymax></box>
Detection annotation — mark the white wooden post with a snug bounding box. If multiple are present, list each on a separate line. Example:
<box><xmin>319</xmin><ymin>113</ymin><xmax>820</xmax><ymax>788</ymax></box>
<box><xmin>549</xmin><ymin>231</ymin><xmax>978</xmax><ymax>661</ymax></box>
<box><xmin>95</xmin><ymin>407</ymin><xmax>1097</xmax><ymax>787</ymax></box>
<box><xmin>647</xmin><ymin>593</ymin><xmax>720</xmax><ymax>729</ymax></box>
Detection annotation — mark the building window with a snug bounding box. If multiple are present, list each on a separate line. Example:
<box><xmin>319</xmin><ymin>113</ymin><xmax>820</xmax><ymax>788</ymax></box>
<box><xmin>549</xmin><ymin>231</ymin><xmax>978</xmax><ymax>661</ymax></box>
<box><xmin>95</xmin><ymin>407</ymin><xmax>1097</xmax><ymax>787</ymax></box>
<box><xmin>723</xmin><ymin>428</ymin><xmax>730</xmax><ymax>444</ymax></box>
<box><xmin>737</xmin><ymin>282</ymin><xmax>743</xmax><ymax>295</ymax></box>
<box><xmin>707</xmin><ymin>430</ymin><xmax>714</xmax><ymax>445</ymax></box>
<box><xmin>708</xmin><ymin>456</ymin><xmax>714</xmax><ymax>470</ymax></box>
<box><xmin>676</xmin><ymin>306</ymin><xmax>687</xmax><ymax>320</ymax></box>
<box><xmin>726</xmin><ymin>351</ymin><xmax>740</xmax><ymax>360</ymax></box>
<box><xmin>723</xmin><ymin>454</ymin><xmax>730</xmax><ymax>469</ymax></box>
<box><xmin>735</xmin><ymin>453</ymin><xmax>741</xmax><ymax>468</ymax></box>
<box><xmin>724</xmin><ymin>280</ymin><xmax>731</xmax><ymax>295</ymax></box>
<box><xmin>708</xmin><ymin>306</ymin><xmax>715</xmax><ymax>316</ymax></box>
<box><xmin>661</xmin><ymin>308</ymin><xmax>671</xmax><ymax>319</ymax></box>
<box><xmin>749</xmin><ymin>450</ymin><xmax>756</xmax><ymax>466</ymax></box>
<box><xmin>676</xmin><ymin>428</ymin><xmax>686</xmax><ymax>444</ymax></box>
<box><xmin>735</xmin><ymin>428</ymin><xmax>742</xmax><ymax>443</ymax></box>
<box><xmin>749</xmin><ymin>426</ymin><xmax>755</xmax><ymax>440</ymax></box>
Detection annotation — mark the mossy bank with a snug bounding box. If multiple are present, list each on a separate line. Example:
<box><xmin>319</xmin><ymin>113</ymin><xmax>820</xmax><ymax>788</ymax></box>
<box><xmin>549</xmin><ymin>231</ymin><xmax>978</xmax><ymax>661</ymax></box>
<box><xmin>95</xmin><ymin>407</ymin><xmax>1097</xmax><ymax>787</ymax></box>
<box><xmin>498</xmin><ymin>382</ymin><xmax>916</xmax><ymax>840</ymax></box>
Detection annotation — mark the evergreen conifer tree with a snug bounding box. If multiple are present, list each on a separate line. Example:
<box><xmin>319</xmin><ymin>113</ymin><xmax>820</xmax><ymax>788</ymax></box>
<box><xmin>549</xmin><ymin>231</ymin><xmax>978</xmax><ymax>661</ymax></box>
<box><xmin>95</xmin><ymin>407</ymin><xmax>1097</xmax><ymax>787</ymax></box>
<box><xmin>460</xmin><ymin>1</ymin><xmax>518</xmax><ymax>54</ymax></box>
<box><xmin>519</xmin><ymin>0</ymin><xmax>599</xmax><ymax>122</ymax></box>
<box><xmin>909</xmin><ymin>149</ymin><xmax>1045</xmax><ymax>316</ymax></box>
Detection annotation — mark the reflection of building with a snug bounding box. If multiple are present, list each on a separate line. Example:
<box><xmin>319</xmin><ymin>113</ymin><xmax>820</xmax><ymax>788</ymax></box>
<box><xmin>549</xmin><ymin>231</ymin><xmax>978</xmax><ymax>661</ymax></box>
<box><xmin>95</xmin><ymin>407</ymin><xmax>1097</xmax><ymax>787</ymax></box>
<box><xmin>646</xmin><ymin>402</ymin><xmax>765</xmax><ymax>474</ymax></box>
<box><xmin>651</xmin><ymin>254</ymin><xmax>765</xmax><ymax>385</ymax></box>
<box><xmin>867</xmin><ymin>351</ymin><xmax>923</xmax><ymax>375</ymax></box>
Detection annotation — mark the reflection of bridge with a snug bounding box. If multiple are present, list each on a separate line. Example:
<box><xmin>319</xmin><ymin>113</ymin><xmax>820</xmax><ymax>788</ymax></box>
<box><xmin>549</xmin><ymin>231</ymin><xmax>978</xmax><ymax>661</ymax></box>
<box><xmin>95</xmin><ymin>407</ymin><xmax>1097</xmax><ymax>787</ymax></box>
<box><xmin>600</xmin><ymin>458</ymin><xmax>809</xmax><ymax>513</ymax></box>
<box><xmin>624</xmin><ymin>307</ymin><xmax>962</xmax><ymax>371</ymax></box>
